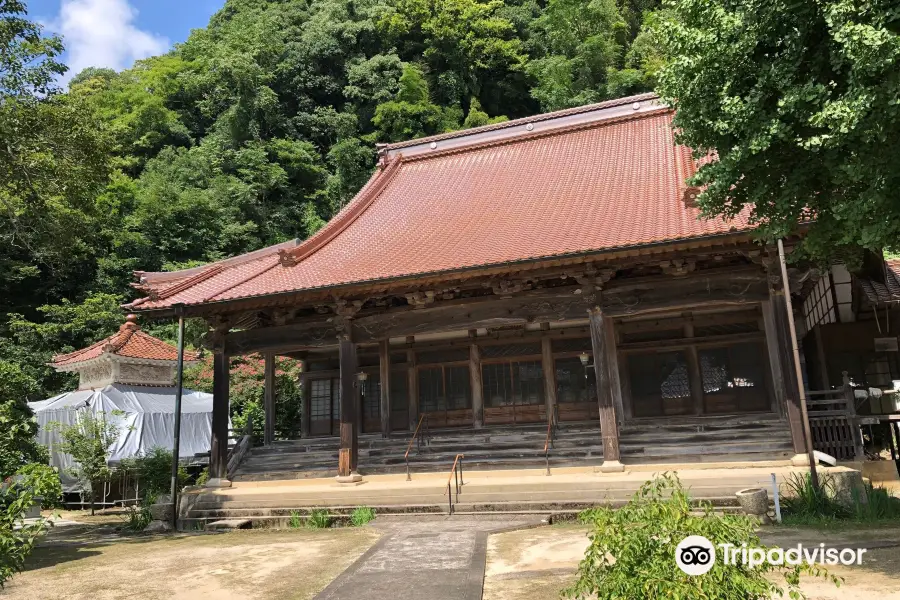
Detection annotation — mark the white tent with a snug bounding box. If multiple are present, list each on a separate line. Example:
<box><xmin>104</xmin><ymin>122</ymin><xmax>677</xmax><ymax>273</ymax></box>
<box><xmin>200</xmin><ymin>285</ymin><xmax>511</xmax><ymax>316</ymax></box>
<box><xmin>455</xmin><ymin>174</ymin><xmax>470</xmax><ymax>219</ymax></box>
<box><xmin>29</xmin><ymin>384</ymin><xmax>214</xmax><ymax>492</ymax></box>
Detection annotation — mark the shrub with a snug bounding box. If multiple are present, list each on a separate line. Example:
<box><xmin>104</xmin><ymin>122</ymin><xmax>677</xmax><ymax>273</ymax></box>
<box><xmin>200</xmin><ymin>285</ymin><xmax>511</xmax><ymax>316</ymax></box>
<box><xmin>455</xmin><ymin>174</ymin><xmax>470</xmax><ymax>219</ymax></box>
<box><xmin>306</xmin><ymin>508</ymin><xmax>332</xmax><ymax>529</ymax></box>
<box><xmin>47</xmin><ymin>410</ymin><xmax>121</xmax><ymax>514</ymax></box>
<box><xmin>0</xmin><ymin>469</ymin><xmax>54</xmax><ymax>588</ymax></box>
<box><xmin>350</xmin><ymin>506</ymin><xmax>376</xmax><ymax>527</ymax></box>
<box><xmin>566</xmin><ymin>474</ymin><xmax>836</xmax><ymax>600</ymax></box>
<box><xmin>118</xmin><ymin>447</ymin><xmax>188</xmax><ymax>501</ymax></box>
<box><xmin>14</xmin><ymin>463</ymin><xmax>61</xmax><ymax>509</ymax></box>
<box><xmin>195</xmin><ymin>467</ymin><xmax>209</xmax><ymax>487</ymax></box>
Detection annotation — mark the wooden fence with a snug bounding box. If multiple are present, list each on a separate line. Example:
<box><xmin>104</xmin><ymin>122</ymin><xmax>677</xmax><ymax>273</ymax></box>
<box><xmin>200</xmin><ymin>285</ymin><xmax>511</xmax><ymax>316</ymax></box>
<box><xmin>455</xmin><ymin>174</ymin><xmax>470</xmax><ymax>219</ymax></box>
<box><xmin>806</xmin><ymin>372</ymin><xmax>865</xmax><ymax>462</ymax></box>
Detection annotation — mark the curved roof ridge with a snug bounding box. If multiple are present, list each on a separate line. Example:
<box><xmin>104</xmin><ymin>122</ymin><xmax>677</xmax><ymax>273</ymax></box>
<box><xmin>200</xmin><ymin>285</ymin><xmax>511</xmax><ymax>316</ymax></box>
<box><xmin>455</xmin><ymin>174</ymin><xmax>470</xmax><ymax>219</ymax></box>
<box><xmin>385</xmin><ymin>92</ymin><xmax>659</xmax><ymax>151</ymax></box>
<box><xmin>278</xmin><ymin>155</ymin><xmax>406</xmax><ymax>265</ymax></box>
<box><xmin>401</xmin><ymin>105</ymin><xmax>672</xmax><ymax>164</ymax></box>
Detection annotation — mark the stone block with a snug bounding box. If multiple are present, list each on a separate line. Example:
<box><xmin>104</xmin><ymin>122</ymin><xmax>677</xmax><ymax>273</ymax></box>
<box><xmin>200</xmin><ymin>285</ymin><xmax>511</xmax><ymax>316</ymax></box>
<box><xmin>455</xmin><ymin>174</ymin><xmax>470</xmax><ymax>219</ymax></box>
<box><xmin>830</xmin><ymin>470</ymin><xmax>868</xmax><ymax>507</ymax></box>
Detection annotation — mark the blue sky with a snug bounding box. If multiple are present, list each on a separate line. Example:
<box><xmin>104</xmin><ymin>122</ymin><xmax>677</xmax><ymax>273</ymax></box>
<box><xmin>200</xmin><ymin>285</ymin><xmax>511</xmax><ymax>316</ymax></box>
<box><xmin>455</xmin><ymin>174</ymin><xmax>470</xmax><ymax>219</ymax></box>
<box><xmin>26</xmin><ymin>0</ymin><xmax>223</xmax><ymax>83</ymax></box>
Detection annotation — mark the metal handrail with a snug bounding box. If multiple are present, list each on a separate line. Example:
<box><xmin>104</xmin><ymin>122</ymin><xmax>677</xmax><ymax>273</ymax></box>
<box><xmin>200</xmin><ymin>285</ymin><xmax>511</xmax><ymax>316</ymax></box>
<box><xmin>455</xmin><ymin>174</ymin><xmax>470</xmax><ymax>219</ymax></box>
<box><xmin>543</xmin><ymin>418</ymin><xmax>554</xmax><ymax>476</ymax></box>
<box><xmin>405</xmin><ymin>414</ymin><xmax>427</xmax><ymax>481</ymax></box>
<box><xmin>444</xmin><ymin>453</ymin><xmax>465</xmax><ymax>515</ymax></box>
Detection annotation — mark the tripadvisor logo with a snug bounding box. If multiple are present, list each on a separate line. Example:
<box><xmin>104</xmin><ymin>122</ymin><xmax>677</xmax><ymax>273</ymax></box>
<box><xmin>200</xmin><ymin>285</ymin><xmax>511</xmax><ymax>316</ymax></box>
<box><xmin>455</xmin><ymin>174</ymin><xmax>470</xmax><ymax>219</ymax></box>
<box><xmin>675</xmin><ymin>535</ymin><xmax>868</xmax><ymax>576</ymax></box>
<box><xmin>675</xmin><ymin>535</ymin><xmax>716</xmax><ymax>575</ymax></box>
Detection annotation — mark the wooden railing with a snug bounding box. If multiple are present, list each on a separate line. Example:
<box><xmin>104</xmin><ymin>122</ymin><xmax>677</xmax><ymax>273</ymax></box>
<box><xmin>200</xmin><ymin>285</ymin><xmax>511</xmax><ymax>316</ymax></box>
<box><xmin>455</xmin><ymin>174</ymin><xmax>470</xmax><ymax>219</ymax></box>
<box><xmin>226</xmin><ymin>417</ymin><xmax>253</xmax><ymax>480</ymax></box>
<box><xmin>405</xmin><ymin>414</ymin><xmax>429</xmax><ymax>481</ymax></box>
<box><xmin>806</xmin><ymin>372</ymin><xmax>864</xmax><ymax>461</ymax></box>
<box><xmin>444</xmin><ymin>453</ymin><xmax>465</xmax><ymax>515</ymax></box>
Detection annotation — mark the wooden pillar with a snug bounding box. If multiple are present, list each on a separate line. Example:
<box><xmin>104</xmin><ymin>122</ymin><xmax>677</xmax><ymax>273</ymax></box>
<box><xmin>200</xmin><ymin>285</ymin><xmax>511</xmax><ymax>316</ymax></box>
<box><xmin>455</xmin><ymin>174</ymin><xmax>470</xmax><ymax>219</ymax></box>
<box><xmin>684</xmin><ymin>322</ymin><xmax>705</xmax><ymax>415</ymax></box>
<box><xmin>209</xmin><ymin>349</ymin><xmax>230</xmax><ymax>483</ymax></box>
<box><xmin>379</xmin><ymin>340</ymin><xmax>391</xmax><ymax>438</ymax></box>
<box><xmin>770</xmin><ymin>288</ymin><xmax>807</xmax><ymax>455</ymax></box>
<box><xmin>407</xmin><ymin>349</ymin><xmax>418</xmax><ymax>430</ymax></box>
<box><xmin>263</xmin><ymin>352</ymin><xmax>275</xmax><ymax>445</ymax></box>
<box><xmin>298</xmin><ymin>359</ymin><xmax>310</xmax><ymax>438</ymax></box>
<box><xmin>541</xmin><ymin>336</ymin><xmax>557</xmax><ymax>425</ymax></box>
<box><xmin>338</xmin><ymin>336</ymin><xmax>360</xmax><ymax>479</ymax></box>
<box><xmin>603</xmin><ymin>320</ymin><xmax>625</xmax><ymax>426</ymax></box>
<box><xmin>589</xmin><ymin>306</ymin><xmax>623</xmax><ymax>470</ymax></box>
<box><xmin>470</xmin><ymin>333</ymin><xmax>483</xmax><ymax>428</ymax></box>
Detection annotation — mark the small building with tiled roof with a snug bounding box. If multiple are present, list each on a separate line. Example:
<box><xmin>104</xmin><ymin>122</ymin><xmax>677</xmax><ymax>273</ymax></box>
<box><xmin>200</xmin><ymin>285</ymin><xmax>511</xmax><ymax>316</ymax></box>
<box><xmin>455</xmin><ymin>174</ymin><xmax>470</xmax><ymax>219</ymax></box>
<box><xmin>31</xmin><ymin>316</ymin><xmax>213</xmax><ymax>492</ymax></box>
<box><xmin>125</xmin><ymin>93</ymin><xmax>879</xmax><ymax>484</ymax></box>
<box><xmin>51</xmin><ymin>315</ymin><xmax>200</xmax><ymax>390</ymax></box>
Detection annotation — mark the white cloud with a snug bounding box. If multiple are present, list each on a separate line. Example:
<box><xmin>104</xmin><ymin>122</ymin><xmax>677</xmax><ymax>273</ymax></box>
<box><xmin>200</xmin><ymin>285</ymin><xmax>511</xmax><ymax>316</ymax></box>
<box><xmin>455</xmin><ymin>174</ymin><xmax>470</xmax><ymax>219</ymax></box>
<box><xmin>50</xmin><ymin>0</ymin><xmax>169</xmax><ymax>83</ymax></box>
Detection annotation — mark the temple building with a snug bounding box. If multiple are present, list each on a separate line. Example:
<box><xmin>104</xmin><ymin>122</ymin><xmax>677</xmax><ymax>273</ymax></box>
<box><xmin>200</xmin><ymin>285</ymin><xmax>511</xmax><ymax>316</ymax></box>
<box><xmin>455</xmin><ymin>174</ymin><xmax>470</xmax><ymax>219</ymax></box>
<box><xmin>126</xmin><ymin>93</ymin><xmax>826</xmax><ymax>483</ymax></box>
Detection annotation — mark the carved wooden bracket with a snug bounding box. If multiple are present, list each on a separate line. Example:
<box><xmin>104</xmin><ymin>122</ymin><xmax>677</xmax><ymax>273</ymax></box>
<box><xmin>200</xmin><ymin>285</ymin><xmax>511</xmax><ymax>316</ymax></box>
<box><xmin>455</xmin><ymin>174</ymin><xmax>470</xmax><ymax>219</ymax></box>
<box><xmin>490</xmin><ymin>279</ymin><xmax>530</xmax><ymax>297</ymax></box>
<box><xmin>405</xmin><ymin>290</ymin><xmax>436</xmax><ymax>308</ymax></box>
<box><xmin>659</xmin><ymin>259</ymin><xmax>697</xmax><ymax>276</ymax></box>
<box><xmin>333</xmin><ymin>299</ymin><xmax>364</xmax><ymax>318</ymax></box>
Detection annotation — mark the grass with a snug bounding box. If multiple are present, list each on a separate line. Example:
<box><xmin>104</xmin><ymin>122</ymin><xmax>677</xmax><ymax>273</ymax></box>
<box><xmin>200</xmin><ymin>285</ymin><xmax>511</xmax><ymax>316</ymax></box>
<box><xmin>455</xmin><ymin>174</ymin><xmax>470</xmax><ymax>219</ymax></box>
<box><xmin>306</xmin><ymin>508</ymin><xmax>332</xmax><ymax>529</ymax></box>
<box><xmin>780</xmin><ymin>472</ymin><xmax>900</xmax><ymax>526</ymax></box>
<box><xmin>289</xmin><ymin>510</ymin><xmax>304</xmax><ymax>529</ymax></box>
<box><xmin>349</xmin><ymin>506</ymin><xmax>376</xmax><ymax>527</ymax></box>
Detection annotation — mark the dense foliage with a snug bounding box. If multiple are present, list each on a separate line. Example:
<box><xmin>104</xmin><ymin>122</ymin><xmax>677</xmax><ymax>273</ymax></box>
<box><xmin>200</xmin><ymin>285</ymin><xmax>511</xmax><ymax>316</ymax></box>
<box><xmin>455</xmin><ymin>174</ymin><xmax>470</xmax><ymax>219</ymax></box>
<box><xmin>0</xmin><ymin>0</ymin><xmax>662</xmax><ymax>422</ymax></box>
<box><xmin>655</xmin><ymin>0</ymin><xmax>900</xmax><ymax>264</ymax></box>
<box><xmin>567</xmin><ymin>474</ymin><xmax>836</xmax><ymax>600</ymax></box>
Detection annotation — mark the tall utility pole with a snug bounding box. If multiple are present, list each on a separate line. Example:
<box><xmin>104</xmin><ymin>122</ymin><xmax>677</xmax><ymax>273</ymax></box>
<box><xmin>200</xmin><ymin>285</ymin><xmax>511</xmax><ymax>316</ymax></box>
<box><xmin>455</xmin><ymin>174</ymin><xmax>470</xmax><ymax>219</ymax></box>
<box><xmin>777</xmin><ymin>239</ymin><xmax>819</xmax><ymax>490</ymax></box>
<box><xmin>169</xmin><ymin>306</ymin><xmax>186</xmax><ymax>528</ymax></box>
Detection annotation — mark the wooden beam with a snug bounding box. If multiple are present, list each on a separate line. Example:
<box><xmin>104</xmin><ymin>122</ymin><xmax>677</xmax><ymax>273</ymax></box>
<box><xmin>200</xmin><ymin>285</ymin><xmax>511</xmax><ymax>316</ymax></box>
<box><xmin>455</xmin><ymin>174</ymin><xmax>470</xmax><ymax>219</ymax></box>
<box><xmin>379</xmin><ymin>340</ymin><xmax>391</xmax><ymax>438</ymax></box>
<box><xmin>225</xmin><ymin>322</ymin><xmax>340</xmax><ymax>355</ymax></box>
<box><xmin>210</xmin><ymin>351</ymin><xmax>230</xmax><ymax>481</ymax></box>
<box><xmin>338</xmin><ymin>337</ymin><xmax>359</xmax><ymax>477</ymax></box>
<box><xmin>263</xmin><ymin>352</ymin><xmax>275</xmax><ymax>445</ymax></box>
<box><xmin>470</xmin><ymin>340</ymin><xmax>483</xmax><ymax>428</ymax></box>
<box><xmin>541</xmin><ymin>336</ymin><xmax>558</xmax><ymax>425</ymax></box>
<box><xmin>589</xmin><ymin>306</ymin><xmax>622</xmax><ymax>469</ymax></box>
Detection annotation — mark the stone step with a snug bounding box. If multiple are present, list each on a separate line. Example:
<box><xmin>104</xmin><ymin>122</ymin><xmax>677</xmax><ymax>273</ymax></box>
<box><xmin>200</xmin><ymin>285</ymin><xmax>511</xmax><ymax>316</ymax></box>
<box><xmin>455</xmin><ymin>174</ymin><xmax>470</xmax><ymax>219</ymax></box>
<box><xmin>204</xmin><ymin>518</ymin><xmax>252</xmax><ymax>530</ymax></box>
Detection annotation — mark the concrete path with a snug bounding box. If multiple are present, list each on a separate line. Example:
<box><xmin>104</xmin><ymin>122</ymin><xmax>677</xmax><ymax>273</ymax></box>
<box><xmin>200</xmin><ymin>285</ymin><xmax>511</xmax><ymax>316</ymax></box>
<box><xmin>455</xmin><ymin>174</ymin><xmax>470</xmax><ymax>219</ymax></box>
<box><xmin>313</xmin><ymin>518</ymin><xmax>541</xmax><ymax>600</ymax></box>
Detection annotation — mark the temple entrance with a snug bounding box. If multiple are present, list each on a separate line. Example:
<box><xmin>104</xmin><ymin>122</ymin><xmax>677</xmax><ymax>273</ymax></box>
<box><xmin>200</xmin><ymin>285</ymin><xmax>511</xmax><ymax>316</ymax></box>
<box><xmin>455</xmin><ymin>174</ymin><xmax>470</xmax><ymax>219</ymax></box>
<box><xmin>482</xmin><ymin>360</ymin><xmax>546</xmax><ymax>425</ymax></box>
<box><xmin>309</xmin><ymin>377</ymin><xmax>340</xmax><ymax>436</ymax></box>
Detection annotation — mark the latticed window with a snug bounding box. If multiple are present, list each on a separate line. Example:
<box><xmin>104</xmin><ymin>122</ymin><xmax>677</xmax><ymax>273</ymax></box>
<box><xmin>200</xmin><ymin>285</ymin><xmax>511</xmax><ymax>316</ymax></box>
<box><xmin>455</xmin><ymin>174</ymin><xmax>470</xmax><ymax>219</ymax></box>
<box><xmin>309</xmin><ymin>377</ymin><xmax>340</xmax><ymax>435</ymax></box>
<box><xmin>699</xmin><ymin>343</ymin><xmax>769</xmax><ymax>413</ymax></box>
<box><xmin>361</xmin><ymin>375</ymin><xmax>380</xmax><ymax>418</ymax></box>
<box><xmin>482</xmin><ymin>361</ymin><xmax>544</xmax><ymax>407</ymax></box>
<box><xmin>628</xmin><ymin>351</ymin><xmax>692</xmax><ymax>417</ymax></box>
<box><xmin>555</xmin><ymin>357</ymin><xmax>596</xmax><ymax>404</ymax></box>
<box><xmin>418</xmin><ymin>365</ymin><xmax>472</xmax><ymax>413</ymax></box>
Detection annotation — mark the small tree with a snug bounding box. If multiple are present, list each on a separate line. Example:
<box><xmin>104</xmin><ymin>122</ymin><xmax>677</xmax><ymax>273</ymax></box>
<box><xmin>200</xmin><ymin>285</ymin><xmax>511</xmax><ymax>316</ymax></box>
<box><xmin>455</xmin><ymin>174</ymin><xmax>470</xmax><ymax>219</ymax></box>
<box><xmin>566</xmin><ymin>474</ymin><xmax>838</xmax><ymax>600</ymax></box>
<box><xmin>0</xmin><ymin>465</ymin><xmax>60</xmax><ymax>588</ymax></box>
<box><xmin>49</xmin><ymin>410</ymin><xmax>121</xmax><ymax>515</ymax></box>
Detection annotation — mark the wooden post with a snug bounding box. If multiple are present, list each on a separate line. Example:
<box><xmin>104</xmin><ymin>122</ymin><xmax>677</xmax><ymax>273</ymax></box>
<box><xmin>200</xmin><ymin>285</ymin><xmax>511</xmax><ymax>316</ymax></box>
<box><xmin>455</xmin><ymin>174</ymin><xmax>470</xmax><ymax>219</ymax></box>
<box><xmin>843</xmin><ymin>371</ymin><xmax>865</xmax><ymax>461</ymax></box>
<box><xmin>541</xmin><ymin>337</ymin><xmax>557</xmax><ymax>425</ymax></box>
<box><xmin>263</xmin><ymin>352</ymin><xmax>275</xmax><ymax>445</ymax></box>
<box><xmin>298</xmin><ymin>359</ymin><xmax>309</xmax><ymax>438</ymax></box>
<box><xmin>770</xmin><ymin>287</ymin><xmax>808</xmax><ymax>455</ymax></box>
<box><xmin>209</xmin><ymin>349</ymin><xmax>231</xmax><ymax>484</ymax></box>
<box><xmin>338</xmin><ymin>336</ymin><xmax>360</xmax><ymax>480</ymax></box>
<box><xmin>379</xmin><ymin>340</ymin><xmax>391</xmax><ymax>438</ymax></box>
<box><xmin>603</xmin><ymin>319</ymin><xmax>625</xmax><ymax>426</ymax></box>
<box><xmin>589</xmin><ymin>306</ymin><xmax>623</xmax><ymax>471</ymax></box>
<box><xmin>470</xmin><ymin>334</ymin><xmax>483</xmax><ymax>428</ymax></box>
<box><xmin>407</xmin><ymin>349</ymin><xmax>418</xmax><ymax>430</ymax></box>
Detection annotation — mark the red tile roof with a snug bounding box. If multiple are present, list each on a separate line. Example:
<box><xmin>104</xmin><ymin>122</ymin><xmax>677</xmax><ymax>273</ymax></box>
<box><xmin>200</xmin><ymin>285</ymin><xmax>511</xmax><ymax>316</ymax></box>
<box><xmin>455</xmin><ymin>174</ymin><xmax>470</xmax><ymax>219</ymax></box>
<box><xmin>127</xmin><ymin>94</ymin><xmax>754</xmax><ymax>311</ymax></box>
<box><xmin>52</xmin><ymin>316</ymin><xmax>199</xmax><ymax>367</ymax></box>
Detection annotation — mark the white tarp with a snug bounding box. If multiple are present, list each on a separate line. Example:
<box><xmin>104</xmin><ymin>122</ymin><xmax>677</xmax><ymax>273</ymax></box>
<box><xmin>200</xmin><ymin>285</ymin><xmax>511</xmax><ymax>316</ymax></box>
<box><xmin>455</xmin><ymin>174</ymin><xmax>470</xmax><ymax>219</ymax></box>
<box><xmin>28</xmin><ymin>384</ymin><xmax>215</xmax><ymax>492</ymax></box>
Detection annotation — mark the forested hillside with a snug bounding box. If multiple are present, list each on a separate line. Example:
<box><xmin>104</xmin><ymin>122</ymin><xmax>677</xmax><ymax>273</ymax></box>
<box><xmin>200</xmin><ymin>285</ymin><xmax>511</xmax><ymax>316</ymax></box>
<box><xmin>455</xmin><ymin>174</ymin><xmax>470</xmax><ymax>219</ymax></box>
<box><xmin>0</xmin><ymin>0</ymin><xmax>664</xmax><ymax>402</ymax></box>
